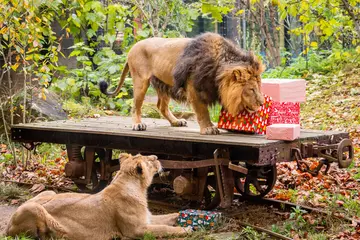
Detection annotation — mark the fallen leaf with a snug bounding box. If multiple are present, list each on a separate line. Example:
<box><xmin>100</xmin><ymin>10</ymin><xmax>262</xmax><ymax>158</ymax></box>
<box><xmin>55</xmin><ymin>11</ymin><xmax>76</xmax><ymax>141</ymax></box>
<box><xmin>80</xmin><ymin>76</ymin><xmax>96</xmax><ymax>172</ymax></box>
<box><xmin>30</xmin><ymin>183</ymin><xmax>46</xmax><ymax>193</ymax></box>
<box><xmin>11</xmin><ymin>199</ymin><xmax>19</xmax><ymax>205</ymax></box>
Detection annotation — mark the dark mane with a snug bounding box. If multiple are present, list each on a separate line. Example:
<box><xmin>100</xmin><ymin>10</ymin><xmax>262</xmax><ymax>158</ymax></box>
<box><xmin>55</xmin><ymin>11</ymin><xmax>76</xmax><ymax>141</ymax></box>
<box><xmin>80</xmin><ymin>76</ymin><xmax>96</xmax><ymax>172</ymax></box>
<box><xmin>172</xmin><ymin>32</ymin><xmax>262</xmax><ymax>105</ymax></box>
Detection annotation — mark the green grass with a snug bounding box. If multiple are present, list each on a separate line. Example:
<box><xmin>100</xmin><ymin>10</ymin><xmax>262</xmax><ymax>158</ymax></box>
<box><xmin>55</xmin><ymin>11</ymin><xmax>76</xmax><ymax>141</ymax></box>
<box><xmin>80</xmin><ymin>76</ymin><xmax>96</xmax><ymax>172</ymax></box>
<box><xmin>0</xmin><ymin>183</ymin><xmax>27</xmax><ymax>200</ymax></box>
<box><xmin>0</xmin><ymin>235</ymin><xmax>34</xmax><ymax>240</ymax></box>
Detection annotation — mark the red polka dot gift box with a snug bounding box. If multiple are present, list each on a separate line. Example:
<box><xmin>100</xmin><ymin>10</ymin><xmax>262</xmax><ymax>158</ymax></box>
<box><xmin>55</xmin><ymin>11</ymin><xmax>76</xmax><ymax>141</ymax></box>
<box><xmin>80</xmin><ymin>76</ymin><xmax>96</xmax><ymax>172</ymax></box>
<box><xmin>217</xmin><ymin>95</ymin><xmax>273</xmax><ymax>134</ymax></box>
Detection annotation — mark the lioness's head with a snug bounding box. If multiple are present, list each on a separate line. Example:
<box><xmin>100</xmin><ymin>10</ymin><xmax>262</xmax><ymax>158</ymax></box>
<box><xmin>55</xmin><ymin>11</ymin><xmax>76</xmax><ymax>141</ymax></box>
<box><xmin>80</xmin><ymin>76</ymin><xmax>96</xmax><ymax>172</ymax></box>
<box><xmin>118</xmin><ymin>153</ymin><xmax>161</xmax><ymax>187</ymax></box>
<box><xmin>218</xmin><ymin>55</ymin><xmax>265</xmax><ymax>116</ymax></box>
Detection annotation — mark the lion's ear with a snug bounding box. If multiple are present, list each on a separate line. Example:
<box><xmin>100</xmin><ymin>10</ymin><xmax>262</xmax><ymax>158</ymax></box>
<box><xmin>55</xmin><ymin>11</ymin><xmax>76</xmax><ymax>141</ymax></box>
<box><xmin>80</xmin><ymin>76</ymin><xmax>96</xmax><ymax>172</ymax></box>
<box><xmin>233</xmin><ymin>68</ymin><xmax>249</xmax><ymax>83</ymax></box>
<box><xmin>136</xmin><ymin>163</ymin><xmax>143</xmax><ymax>175</ymax></box>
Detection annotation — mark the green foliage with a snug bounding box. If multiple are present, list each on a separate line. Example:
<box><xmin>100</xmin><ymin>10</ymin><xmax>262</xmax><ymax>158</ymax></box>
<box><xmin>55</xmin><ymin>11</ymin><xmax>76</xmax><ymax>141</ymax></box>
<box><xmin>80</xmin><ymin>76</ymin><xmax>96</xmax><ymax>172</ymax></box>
<box><xmin>131</xmin><ymin>0</ymin><xmax>200</xmax><ymax>37</ymax></box>
<box><xmin>263</xmin><ymin>48</ymin><xmax>360</xmax><ymax>79</ymax></box>
<box><xmin>0</xmin><ymin>0</ymin><xmax>65</xmax><ymax>87</ymax></box>
<box><xmin>279</xmin><ymin>0</ymin><xmax>360</xmax><ymax>46</ymax></box>
<box><xmin>329</xmin><ymin>192</ymin><xmax>360</xmax><ymax>218</ymax></box>
<box><xmin>0</xmin><ymin>152</ymin><xmax>14</xmax><ymax>163</ymax></box>
<box><xmin>238</xmin><ymin>226</ymin><xmax>267</xmax><ymax>240</ymax></box>
<box><xmin>0</xmin><ymin>236</ymin><xmax>34</xmax><ymax>240</ymax></box>
<box><xmin>142</xmin><ymin>232</ymin><xmax>156</xmax><ymax>240</ymax></box>
<box><xmin>62</xmin><ymin>98</ymin><xmax>104</xmax><ymax>118</ymax></box>
<box><xmin>198</xmin><ymin>0</ymin><xmax>235</xmax><ymax>22</ymax></box>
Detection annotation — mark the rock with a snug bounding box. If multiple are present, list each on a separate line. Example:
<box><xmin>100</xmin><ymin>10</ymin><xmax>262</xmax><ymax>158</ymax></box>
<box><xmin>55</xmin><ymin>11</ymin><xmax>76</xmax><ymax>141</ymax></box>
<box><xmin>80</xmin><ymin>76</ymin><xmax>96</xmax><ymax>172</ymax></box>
<box><xmin>31</xmin><ymin>88</ymin><xmax>67</xmax><ymax>120</ymax></box>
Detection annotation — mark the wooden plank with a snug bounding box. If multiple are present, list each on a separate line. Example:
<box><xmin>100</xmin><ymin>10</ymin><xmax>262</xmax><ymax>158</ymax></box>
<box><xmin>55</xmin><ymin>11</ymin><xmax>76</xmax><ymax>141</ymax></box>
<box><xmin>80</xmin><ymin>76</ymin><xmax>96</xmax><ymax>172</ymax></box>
<box><xmin>12</xmin><ymin>116</ymin><xmax>347</xmax><ymax>147</ymax></box>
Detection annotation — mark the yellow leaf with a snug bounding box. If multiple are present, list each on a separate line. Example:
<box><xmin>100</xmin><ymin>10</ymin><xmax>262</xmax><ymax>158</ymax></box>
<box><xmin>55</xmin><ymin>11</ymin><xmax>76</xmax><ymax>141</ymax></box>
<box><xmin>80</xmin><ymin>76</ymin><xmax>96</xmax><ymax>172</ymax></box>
<box><xmin>11</xmin><ymin>63</ymin><xmax>20</xmax><ymax>71</ymax></box>
<box><xmin>272</xmin><ymin>0</ymin><xmax>279</xmax><ymax>6</ymax></box>
<box><xmin>303</xmin><ymin>47</ymin><xmax>309</xmax><ymax>54</ymax></box>
<box><xmin>35</xmin><ymin>17</ymin><xmax>41</xmax><ymax>23</ymax></box>
<box><xmin>276</xmin><ymin>26</ymin><xmax>281</xmax><ymax>31</ymax></box>
<box><xmin>236</xmin><ymin>9</ymin><xmax>245</xmax><ymax>15</ymax></box>
<box><xmin>16</xmin><ymin>55</ymin><xmax>20</xmax><ymax>62</ymax></box>
<box><xmin>0</xmin><ymin>27</ymin><xmax>8</xmax><ymax>34</ymax></box>
<box><xmin>41</xmin><ymin>89</ymin><xmax>47</xmax><ymax>101</ymax></box>
<box><xmin>343</xmin><ymin>52</ymin><xmax>350</xmax><ymax>58</ymax></box>
<box><xmin>310</xmin><ymin>42</ymin><xmax>318</xmax><ymax>48</ymax></box>
<box><xmin>356</xmin><ymin>46</ymin><xmax>360</xmax><ymax>54</ymax></box>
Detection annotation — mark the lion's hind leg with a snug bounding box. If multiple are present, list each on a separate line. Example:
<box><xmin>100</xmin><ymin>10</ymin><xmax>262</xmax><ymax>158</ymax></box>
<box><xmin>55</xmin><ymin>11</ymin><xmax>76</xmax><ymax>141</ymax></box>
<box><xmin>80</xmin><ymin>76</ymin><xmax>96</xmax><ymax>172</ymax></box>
<box><xmin>156</xmin><ymin>91</ymin><xmax>187</xmax><ymax>127</ymax></box>
<box><xmin>131</xmin><ymin>75</ymin><xmax>151</xmax><ymax>131</ymax></box>
<box><xmin>6</xmin><ymin>202</ymin><xmax>67</xmax><ymax>239</ymax></box>
<box><xmin>152</xmin><ymin>76</ymin><xmax>187</xmax><ymax>127</ymax></box>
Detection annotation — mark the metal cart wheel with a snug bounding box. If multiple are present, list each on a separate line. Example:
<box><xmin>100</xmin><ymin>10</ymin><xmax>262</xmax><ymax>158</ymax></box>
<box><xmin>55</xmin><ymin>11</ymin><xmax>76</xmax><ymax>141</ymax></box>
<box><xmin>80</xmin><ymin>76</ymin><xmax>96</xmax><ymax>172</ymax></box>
<box><xmin>73</xmin><ymin>147</ymin><xmax>104</xmax><ymax>193</ymax></box>
<box><xmin>234</xmin><ymin>164</ymin><xmax>277</xmax><ymax>199</ymax></box>
<box><xmin>65</xmin><ymin>146</ymin><xmax>114</xmax><ymax>193</ymax></box>
<box><xmin>202</xmin><ymin>169</ymin><xmax>221</xmax><ymax>210</ymax></box>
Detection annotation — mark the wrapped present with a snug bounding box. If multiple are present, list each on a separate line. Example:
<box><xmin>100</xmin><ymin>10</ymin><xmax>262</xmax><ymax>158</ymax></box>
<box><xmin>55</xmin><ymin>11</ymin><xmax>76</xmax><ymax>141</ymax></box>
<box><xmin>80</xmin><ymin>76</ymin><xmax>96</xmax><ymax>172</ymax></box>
<box><xmin>262</xmin><ymin>78</ymin><xmax>306</xmax><ymax>102</ymax></box>
<box><xmin>217</xmin><ymin>95</ymin><xmax>273</xmax><ymax>134</ymax></box>
<box><xmin>266</xmin><ymin>124</ymin><xmax>300</xmax><ymax>141</ymax></box>
<box><xmin>268</xmin><ymin>101</ymin><xmax>300</xmax><ymax>125</ymax></box>
<box><xmin>177</xmin><ymin>209</ymin><xmax>222</xmax><ymax>230</ymax></box>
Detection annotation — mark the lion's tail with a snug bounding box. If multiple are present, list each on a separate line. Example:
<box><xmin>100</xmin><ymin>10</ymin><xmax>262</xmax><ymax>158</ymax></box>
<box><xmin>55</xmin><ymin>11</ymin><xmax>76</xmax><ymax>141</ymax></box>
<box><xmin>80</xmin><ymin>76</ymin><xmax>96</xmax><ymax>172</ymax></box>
<box><xmin>99</xmin><ymin>62</ymin><xmax>129</xmax><ymax>97</ymax></box>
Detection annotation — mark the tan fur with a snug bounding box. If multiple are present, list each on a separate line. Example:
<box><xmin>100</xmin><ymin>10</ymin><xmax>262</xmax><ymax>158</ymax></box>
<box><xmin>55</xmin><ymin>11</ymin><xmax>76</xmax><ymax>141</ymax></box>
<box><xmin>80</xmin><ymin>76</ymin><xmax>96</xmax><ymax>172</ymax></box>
<box><xmin>101</xmin><ymin>33</ymin><xmax>265</xmax><ymax>135</ymax></box>
<box><xmin>6</xmin><ymin>154</ymin><xmax>191</xmax><ymax>240</ymax></box>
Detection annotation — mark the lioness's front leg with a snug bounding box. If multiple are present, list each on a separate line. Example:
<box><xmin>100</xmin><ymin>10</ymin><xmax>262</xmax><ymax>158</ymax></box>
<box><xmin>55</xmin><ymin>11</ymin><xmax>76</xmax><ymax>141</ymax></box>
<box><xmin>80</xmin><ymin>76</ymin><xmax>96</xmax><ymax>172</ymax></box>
<box><xmin>150</xmin><ymin>212</ymin><xmax>179</xmax><ymax>226</ymax></box>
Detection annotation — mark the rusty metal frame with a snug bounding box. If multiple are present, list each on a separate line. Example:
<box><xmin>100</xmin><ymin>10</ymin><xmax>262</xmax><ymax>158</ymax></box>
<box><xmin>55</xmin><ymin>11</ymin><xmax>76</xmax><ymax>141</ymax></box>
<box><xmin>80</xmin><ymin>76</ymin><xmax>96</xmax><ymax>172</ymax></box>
<box><xmin>292</xmin><ymin>138</ymin><xmax>354</xmax><ymax>175</ymax></box>
<box><xmin>159</xmin><ymin>158</ymin><xmax>229</xmax><ymax>169</ymax></box>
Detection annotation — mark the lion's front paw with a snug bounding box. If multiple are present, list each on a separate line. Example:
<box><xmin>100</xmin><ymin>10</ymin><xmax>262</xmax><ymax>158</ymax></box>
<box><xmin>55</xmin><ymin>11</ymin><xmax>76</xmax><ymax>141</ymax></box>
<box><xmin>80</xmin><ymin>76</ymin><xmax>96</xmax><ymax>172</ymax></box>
<box><xmin>171</xmin><ymin>119</ymin><xmax>187</xmax><ymax>127</ymax></box>
<box><xmin>200</xmin><ymin>126</ymin><xmax>220</xmax><ymax>135</ymax></box>
<box><xmin>132</xmin><ymin>123</ymin><xmax>147</xmax><ymax>131</ymax></box>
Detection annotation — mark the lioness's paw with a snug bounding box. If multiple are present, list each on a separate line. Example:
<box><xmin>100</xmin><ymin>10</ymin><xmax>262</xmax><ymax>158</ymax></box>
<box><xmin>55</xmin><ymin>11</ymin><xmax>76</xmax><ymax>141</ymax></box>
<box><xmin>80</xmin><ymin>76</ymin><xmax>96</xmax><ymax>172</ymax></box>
<box><xmin>132</xmin><ymin>123</ymin><xmax>147</xmax><ymax>131</ymax></box>
<box><xmin>171</xmin><ymin>119</ymin><xmax>187</xmax><ymax>127</ymax></box>
<box><xmin>168</xmin><ymin>213</ymin><xmax>180</xmax><ymax>225</ymax></box>
<box><xmin>183</xmin><ymin>226</ymin><xmax>193</xmax><ymax>234</ymax></box>
<box><xmin>200</xmin><ymin>126</ymin><xmax>220</xmax><ymax>135</ymax></box>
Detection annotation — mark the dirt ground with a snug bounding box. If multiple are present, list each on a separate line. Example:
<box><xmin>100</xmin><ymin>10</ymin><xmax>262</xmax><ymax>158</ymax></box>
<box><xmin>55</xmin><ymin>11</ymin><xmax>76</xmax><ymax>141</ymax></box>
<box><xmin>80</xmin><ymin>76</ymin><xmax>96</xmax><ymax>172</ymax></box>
<box><xmin>0</xmin><ymin>205</ymin><xmax>17</xmax><ymax>236</ymax></box>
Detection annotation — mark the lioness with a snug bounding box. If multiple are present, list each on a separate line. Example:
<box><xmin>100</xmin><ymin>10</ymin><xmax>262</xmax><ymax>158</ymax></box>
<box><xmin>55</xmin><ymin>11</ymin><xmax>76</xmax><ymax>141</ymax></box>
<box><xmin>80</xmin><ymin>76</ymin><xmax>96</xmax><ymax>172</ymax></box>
<box><xmin>6</xmin><ymin>154</ymin><xmax>191</xmax><ymax>239</ymax></box>
<box><xmin>100</xmin><ymin>32</ymin><xmax>265</xmax><ymax>135</ymax></box>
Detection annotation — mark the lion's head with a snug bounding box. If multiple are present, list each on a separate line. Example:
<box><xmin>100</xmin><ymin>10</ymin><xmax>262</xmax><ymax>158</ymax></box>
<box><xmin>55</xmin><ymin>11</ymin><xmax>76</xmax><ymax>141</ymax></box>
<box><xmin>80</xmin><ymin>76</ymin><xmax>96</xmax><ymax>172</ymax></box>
<box><xmin>117</xmin><ymin>153</ymin><xmax>162</xmax><ymax>187</ymax></box>
<box><xmin>218</xmin><ymin>54</ymin><xmax>265</xmax><ymax>116</ymax></box>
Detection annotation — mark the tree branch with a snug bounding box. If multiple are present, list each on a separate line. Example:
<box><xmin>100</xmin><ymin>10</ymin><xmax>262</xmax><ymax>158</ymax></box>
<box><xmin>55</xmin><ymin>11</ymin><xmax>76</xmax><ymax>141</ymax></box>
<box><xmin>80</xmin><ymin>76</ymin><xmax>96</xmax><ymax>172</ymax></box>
<box><xmin>340</xmin><ymin>0</ymin><xmax>360</xmax><ymax>36</ymax></box>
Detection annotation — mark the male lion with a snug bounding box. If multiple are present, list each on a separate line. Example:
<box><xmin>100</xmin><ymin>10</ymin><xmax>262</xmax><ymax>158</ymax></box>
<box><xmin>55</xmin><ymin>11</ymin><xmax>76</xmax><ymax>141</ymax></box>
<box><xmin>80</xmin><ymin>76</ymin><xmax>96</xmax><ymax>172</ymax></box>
<box><xmin>6</xmin><ymin>154</ymin><xmax>191</xmax><ymax>240</ymax></box>
<box><xmin>100</xmin><ymin>32</ymin><xmax>265</xmax><ymax>135</ymax></box>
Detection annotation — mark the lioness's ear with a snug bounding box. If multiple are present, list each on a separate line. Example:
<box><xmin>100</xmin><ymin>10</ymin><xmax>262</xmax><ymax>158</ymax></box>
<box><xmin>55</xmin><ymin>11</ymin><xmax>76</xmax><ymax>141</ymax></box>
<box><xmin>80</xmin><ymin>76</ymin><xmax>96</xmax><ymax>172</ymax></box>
<box><xmin>119</xmin><ymin>153</ymin><xmax>130</xmax><ymax>163</ymax></box>
<box><xmin>136</xmin><ymin>163</ymin><xmax>143</xmax><ymax>175</ymax></box>
<box><xmin>233</xmin><ymin>67</ymin><xmax>248</xmax><ymax>83</ymax></box>
<box><xmin>148</xmin><ymin>155</ymin><xmax>158</xmax><ymax>161</ymax></box>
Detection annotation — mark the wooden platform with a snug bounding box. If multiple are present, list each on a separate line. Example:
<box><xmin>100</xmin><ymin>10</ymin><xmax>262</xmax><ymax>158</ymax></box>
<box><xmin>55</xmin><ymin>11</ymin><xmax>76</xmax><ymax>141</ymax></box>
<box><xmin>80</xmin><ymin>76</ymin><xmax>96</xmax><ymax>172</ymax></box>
<box><xmin>11</xmin><ymin>117</ymin><xmax>349</xmax><ymax>165</ymax></box>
